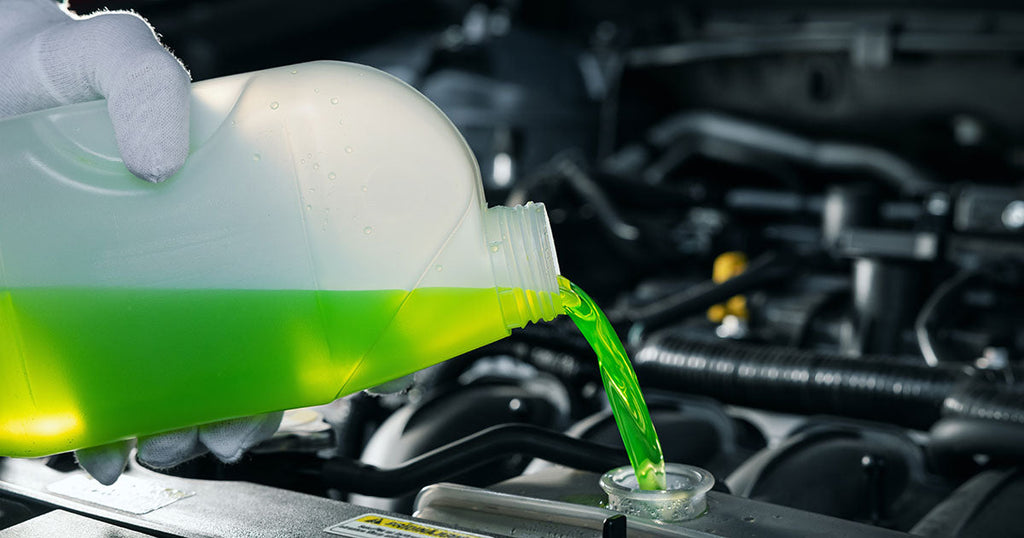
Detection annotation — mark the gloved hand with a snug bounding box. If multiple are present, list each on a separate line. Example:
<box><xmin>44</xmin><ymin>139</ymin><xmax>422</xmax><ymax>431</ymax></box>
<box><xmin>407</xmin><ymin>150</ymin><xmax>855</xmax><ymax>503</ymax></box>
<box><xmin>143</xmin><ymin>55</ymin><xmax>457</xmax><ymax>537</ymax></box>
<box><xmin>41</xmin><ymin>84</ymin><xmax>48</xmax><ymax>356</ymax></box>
<box><xmin>0</xmin><ymin>0</ymin><xmax>283</xmax><ymax>484</ymax></box>
<box><xmin>0</xmin><ymin>0</ymin><xmax>188</xmax><ymax>182</ymax></box>
<box><xmin>76</xmin><ymin>413</ymin><xmax>285</xmax><ymax>485</ymax></box>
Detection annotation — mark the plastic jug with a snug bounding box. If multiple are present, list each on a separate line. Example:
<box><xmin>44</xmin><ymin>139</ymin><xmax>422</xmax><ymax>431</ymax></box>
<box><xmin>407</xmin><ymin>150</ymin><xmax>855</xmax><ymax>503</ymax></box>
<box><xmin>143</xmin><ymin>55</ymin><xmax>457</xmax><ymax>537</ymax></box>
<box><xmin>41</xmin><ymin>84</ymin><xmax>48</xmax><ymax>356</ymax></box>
<box><xmin>0</xmin><ymin>61</ymin><xmax>561</xmax><ymax>457</ymax></box>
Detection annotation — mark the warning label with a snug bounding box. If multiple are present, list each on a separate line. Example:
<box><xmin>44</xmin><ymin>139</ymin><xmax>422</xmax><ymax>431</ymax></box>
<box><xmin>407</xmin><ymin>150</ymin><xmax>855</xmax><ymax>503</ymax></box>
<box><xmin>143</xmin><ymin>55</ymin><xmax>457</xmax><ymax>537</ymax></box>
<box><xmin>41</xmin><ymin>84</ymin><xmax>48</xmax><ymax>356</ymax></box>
<box><xmin>324</xmin><ymin>514</ymin><xmax>493</xmax><ymax>538</ymax></box>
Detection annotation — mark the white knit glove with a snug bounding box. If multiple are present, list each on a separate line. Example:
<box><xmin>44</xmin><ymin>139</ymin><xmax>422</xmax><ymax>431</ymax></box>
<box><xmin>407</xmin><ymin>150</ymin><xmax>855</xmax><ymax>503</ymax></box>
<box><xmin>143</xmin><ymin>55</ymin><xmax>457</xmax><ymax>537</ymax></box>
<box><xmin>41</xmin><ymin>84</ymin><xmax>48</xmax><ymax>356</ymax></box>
<box><xmin>75</xmin><ymin>412</ymin><xmax>285</xmax><ymax>485</ymax></box>
<box><xmin>0</xmin><ymin>0</ymin><xmax>188</xmax><ymax>181</ymax></box>
<box><xmin>1</xmin><ymin>0</ymin><xmax>283</xmax><ymax>484</ymax></box>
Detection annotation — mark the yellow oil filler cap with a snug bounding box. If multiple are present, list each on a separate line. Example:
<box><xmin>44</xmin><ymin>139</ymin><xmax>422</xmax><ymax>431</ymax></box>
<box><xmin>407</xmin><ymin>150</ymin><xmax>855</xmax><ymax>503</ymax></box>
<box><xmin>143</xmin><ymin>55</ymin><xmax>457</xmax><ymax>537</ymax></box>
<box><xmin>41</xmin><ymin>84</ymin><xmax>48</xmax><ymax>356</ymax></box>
<box><xmin>707</xmin><ymin>251</ymin><xmax>749</xmax><ymax>323</ymax></box>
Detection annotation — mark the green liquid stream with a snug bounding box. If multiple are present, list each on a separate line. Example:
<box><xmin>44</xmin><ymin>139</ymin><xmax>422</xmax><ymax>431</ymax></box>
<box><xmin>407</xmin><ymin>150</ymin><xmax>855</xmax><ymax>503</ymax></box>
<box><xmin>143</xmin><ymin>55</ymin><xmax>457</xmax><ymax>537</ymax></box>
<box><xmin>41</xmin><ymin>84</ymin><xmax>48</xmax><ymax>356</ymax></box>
<box><xmin>558</xmin><ymin>276</ymin><xmax>667</xmax><ymax>490</ymax></box>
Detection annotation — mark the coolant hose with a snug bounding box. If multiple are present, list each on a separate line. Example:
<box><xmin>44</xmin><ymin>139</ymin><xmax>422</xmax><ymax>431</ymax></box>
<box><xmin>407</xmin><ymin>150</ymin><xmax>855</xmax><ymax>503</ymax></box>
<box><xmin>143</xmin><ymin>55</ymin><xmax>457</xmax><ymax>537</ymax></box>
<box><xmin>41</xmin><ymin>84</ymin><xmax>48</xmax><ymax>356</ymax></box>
<box><xmin>910</xmin><ymin>467</ymin><xmax>1021</xmax><ymax>536</ymax></box>
<box><xmin>943</xmin><ymin>384</ymin><xmax>1024</xmax><ymax>425</ymax></box>
<box><xmin>633</xmin><ymin>334</ymin><xmax>961</xmax><ymax>429</ymax></box>
<box><xmin>320</xmin><ymin>424</ymin><xmax>627</xmax><ymax>497</ymax></box>
<box><xmin>928</xmin><ymin>418</ymin><xmax>1024</xmax><ymax>467</ymax></box>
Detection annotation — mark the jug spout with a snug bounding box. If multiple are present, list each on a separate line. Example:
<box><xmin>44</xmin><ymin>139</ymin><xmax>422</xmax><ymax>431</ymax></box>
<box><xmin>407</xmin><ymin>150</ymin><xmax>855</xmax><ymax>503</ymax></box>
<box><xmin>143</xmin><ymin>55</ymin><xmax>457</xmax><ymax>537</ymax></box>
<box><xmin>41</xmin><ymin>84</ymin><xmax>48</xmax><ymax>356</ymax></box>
<box><xmin>484</xmin><ymin>202</ymin><xmax>561</xmax><ymax>329</ymax></box>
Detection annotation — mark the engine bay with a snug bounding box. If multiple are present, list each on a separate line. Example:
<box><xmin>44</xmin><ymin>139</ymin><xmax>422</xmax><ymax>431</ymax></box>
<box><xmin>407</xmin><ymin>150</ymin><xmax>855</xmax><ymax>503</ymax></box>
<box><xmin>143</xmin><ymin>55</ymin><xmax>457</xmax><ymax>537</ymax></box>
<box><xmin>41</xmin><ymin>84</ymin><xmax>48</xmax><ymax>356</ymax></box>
<box><xmin>2</xmin><ymin>1</ymin><xmax>1023</xmax><ymax>536</ymax></box>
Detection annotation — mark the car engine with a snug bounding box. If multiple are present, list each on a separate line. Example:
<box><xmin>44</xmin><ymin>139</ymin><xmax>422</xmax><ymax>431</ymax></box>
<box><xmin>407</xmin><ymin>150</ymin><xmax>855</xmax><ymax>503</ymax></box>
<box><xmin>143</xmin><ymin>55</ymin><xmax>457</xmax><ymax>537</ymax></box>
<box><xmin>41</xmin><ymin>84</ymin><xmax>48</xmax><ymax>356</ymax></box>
<box><xmin>2</xmin><ymin>1</ymin><xmax>1023</xmax><ymax>537</ymax></box>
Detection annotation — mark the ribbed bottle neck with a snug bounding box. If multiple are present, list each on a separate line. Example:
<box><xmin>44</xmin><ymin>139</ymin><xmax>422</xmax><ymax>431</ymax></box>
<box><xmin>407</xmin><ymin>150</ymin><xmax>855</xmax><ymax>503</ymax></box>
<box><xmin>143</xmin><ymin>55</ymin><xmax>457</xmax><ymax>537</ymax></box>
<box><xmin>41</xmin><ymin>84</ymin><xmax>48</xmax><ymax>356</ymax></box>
<box><xmin>484</xmin><ymin>202</ymin><xmax>562</xmax><ymax>329</ymax></box>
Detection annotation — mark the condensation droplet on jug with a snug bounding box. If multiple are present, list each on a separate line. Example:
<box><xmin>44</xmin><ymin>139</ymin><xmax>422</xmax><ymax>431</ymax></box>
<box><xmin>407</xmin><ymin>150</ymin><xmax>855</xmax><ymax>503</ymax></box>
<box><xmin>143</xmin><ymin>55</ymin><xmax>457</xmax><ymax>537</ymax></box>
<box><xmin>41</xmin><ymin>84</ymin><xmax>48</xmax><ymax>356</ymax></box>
<box><xmin>270</xmin><ymin>101</ymin><xmax>279</xmax><ymax>110</ymax></box>
<box><xmin>252</xmin><ymin>153</ymin><xmax>261</xmax><ymax>161</ymax></box>
<box><xmin>363</xmin><ymin>226</ymin><xmax>374</xmax><ymax>235</ymax></box>
<box><xmin>290</xmin><ymin>69</ymin><xmax>297</xmax><ymax>75</ymax></box>
<box><xmin>345</xmin><ymin>146</ymin><xmax>353</xmax><ymax>154</ymax></box>
<box><xmin>490</xmin><ymin>244</ymin><xmax>500</xmax><ymax>253</ymax></box>
<box><xmin>313</xmin><ymin>88</ymin><xmax>319</xmax><ymax>94</ymax></box>
<box><xmin>312</xmin><ymin>163</ymin><xmax>320</xmax><ymax>171</ymax></box>
<box><xmin>435</xmin><ymin>265</ymin><xmax>443</xmax><ymax>272</ymax></box>
<box><xmin>330</xmin><ymin>97</ymin><xmax>339</xmax><ymax>105</ymax></box>
<box><xmin>305</xmin><ymin>204</ymin><xmax>312</xmax><ymax>211</ymax></box>
<box><xmin>328</xmin><ymin>172</ymin><xmax>337</xmax><ymax>180</ymax></box>
<box><xmin>360</xmin><ymin>185</ymin><xmax>368</xmax><ymax>192</ymax></box>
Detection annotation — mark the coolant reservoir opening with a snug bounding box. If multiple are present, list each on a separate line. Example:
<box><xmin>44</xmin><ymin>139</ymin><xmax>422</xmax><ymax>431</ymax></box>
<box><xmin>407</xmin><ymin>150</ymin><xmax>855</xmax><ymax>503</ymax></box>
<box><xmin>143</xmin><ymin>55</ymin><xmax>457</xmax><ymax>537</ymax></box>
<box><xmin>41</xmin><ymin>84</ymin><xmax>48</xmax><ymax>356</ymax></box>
<box><xmin>600</xmin><ymin>463</ymin><xmax>715</xmax><ymax>523</ymax></box>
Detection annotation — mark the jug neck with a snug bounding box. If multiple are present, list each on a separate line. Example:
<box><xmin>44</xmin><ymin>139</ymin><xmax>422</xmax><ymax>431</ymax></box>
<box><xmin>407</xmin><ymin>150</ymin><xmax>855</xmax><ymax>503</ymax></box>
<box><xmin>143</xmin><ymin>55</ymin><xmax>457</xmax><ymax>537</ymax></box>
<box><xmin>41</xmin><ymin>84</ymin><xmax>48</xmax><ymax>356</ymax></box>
<box><xmin>484</xmin><ymin>202</ymin><xmax>562</xmax><ymax>329</ymax></box>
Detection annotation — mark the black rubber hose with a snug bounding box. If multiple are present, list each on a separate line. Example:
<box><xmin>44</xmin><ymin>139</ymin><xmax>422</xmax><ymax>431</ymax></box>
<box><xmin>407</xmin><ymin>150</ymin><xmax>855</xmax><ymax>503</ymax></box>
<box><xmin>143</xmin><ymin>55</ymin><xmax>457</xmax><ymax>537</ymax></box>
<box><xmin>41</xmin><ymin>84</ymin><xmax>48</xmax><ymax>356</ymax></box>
<box><xmin>910</xmin><ymin>467</ymin><xmax>1020</xmax><ymax>536</ymax></box>
<box><xmin>943</xmin><ymin>384</ymin><xmax>1024</xmax><ymax>426</ymax></box>
<box><xmin>610</xmin><ymin>251</ymin><xmax>798</xmax><ymax>330</ymax></box>
<box><xmin>928</xmin><ymin>418</ymin><xmax>1024</xmax><ymax>467</ymax></box>
<box><xmin>645</xmin><ymin>111</ymin><xmax>939</xmax><ymax>195</ymax></box>
<box><xmin>633</xmin><ymin>334</ymin><xmax>961</xmax><ymax>429</ymax></box>
<box><xmin>320</xmin><ymin>424</ymin><xmax>627</xmax><ymax>497</ymax></box>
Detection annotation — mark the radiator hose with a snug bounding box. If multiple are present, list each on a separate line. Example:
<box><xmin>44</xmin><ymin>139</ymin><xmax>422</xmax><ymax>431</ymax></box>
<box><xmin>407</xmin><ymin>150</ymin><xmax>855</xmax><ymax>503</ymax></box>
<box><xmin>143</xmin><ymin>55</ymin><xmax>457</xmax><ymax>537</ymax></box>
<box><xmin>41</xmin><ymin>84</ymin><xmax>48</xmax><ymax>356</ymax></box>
<box><xmin>633</xmin><ymin>334</ymin><xmax>1024</xmax><ymax>430</ymax></box>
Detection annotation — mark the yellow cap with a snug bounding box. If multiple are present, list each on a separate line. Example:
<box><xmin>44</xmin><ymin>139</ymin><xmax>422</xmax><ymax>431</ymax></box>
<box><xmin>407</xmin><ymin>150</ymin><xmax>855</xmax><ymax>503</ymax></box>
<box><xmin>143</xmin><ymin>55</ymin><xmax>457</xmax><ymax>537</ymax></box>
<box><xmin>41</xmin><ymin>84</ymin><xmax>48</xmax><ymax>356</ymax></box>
<box><xmin>707</xmin><ymin>252</ymin><xmax>749</xmax><ymax>322</ymax></box>
<box><xmin>712</xmin><ymin>251</ymin><xmax>747</xmax><ymax>283</ymax></box>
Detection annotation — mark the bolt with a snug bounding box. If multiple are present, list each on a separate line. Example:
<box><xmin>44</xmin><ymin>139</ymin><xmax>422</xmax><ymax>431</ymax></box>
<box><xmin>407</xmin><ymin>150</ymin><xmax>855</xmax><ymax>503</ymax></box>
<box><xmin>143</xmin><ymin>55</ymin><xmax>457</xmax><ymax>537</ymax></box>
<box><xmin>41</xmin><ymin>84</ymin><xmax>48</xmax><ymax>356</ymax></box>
<box><xmin>1002</xmin><ymin>200</ymin><xmax>1024</xmax><ymax>230</ymax></box>
<box><xmin>976</xmin><ymin>347</ymin><xmax>1009</xmax><ymax>370</ymax></box>
<box><xmin>952</xmin><ymin>115</ymin><xmax>984</xmax><ymax>146</ymax></box>
<box><xmin>925</xmin><ymin>193</ymin><xmax>950</xmax><ymax>216</ymax></box>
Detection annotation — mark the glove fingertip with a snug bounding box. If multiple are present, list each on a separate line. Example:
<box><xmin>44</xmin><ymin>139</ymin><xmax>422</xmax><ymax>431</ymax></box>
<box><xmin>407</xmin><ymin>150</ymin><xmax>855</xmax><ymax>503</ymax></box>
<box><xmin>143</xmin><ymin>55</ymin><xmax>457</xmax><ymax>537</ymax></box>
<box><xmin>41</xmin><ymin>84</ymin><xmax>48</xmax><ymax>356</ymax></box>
<box><xmin>126</xmin><ymin>155</ymin><xmax>186</xmax><ymax>184</ymax></box>
<box><xmin>200</xmin><ymin>412</ymin><xmax>283</xmax><ymax>464</ymax></box>
<box><xmin>107</xmin><ymin>50</ymin><xmax>190</xmax><ymax>183</ymax></box>
<box><xmin>137</xmin><ymin>427</ymin><xmax>203</xmax><ymax>469</ymax></box>
<box><xmin>75</xmin><ymin>440</ymin><xmax>132</xmax><ymax>486</ymax></box>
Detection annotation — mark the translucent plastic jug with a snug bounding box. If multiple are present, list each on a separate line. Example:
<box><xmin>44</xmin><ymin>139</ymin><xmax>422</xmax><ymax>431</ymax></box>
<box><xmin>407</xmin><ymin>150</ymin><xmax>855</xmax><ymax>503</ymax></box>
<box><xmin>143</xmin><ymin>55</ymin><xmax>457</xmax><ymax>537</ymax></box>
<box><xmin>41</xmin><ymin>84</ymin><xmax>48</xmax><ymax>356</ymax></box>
<box><xmin>0</xmin><ymin>61</ymin><xmax>561</xmax><ymax>457</ymax></box>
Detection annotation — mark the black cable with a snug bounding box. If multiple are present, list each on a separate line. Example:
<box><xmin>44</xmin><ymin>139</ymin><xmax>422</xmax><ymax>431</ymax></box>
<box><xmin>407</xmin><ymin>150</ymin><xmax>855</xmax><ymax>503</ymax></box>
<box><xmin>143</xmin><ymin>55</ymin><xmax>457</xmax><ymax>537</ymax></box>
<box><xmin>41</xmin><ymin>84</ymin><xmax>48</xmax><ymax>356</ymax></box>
<box><xmin>611</xmin><ymin>251</ymin><xmax>799</xmax><ymax>331</ymax></box>
<box><xmin>506</xmin><ymin>152</ymin><xmax>640</xmax><ymax>242</ymax></box>
<box><xmin>915</xmin><ymin>270</ymin><xmax>978</xmax><ymax>367</ymax></box>
<box><xmin>320</xmin><ymin>424</ymin><xmax>627</xmax><ymax>497</ymax></box>
<box><xmin>556</xmin><ymin>158</ymin><xmax>640</xmax><ymax>241</ymax></box>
